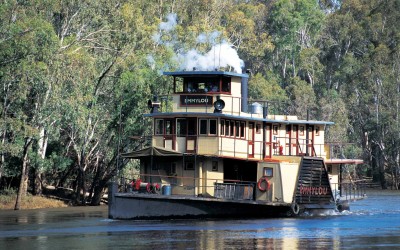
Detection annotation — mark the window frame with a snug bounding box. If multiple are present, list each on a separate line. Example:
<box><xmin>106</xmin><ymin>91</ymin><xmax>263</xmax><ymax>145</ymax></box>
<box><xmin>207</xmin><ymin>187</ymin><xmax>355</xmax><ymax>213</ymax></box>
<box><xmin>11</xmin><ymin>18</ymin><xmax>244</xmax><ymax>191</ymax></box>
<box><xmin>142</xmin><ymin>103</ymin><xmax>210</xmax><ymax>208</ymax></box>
<box><xmin>155</xmin><ymin>119</ymin><xmax>164</xmax><ymax>135</ymax></box>
<box><xmin>220</xmin><ymin>119</ymin><xmax>225</xmax><ymax>136</ymax></box>
<box><xmin>199</xmin><ymin>119</ymin><xmax>208</xmax><ymax>135</ymax></box>
<box><xmin>185</xmin><ymin>161</ymin><xmax>195</xmax><ymax>171</ymax></box>
<box><xmin>240</xmin><ymin>121</ymin><xmax>245</xmax><ymax>139</ymax></box>
<box><xmin>209</xmin><ymin>119</ymin><xmax>217</xmax><ymax>135</ymax></box>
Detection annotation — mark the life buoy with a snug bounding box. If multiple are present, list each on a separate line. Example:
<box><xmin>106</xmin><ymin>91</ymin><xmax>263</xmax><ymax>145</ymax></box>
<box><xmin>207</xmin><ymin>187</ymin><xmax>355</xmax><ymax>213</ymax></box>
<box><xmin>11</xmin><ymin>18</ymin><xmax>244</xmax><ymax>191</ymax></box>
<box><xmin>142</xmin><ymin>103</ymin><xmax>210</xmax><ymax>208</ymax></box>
<box><xmin>134</xmin><ymin>179</ymin><xmax>141</xmax><ymax>191</ymax></box>
<box><xmin>257</xmin><ymin>177</ymin><xmax>271</xmax><ymax>192</ymax></box>
<box><xmin>291</xmin><ymin>203</ymin><xmax>300</xmax><ymax>215</ymax></box>
<box><xmin>146</xmin><ymin>183</ymin><xmax>152</xmax><ymax>193</ymax></box>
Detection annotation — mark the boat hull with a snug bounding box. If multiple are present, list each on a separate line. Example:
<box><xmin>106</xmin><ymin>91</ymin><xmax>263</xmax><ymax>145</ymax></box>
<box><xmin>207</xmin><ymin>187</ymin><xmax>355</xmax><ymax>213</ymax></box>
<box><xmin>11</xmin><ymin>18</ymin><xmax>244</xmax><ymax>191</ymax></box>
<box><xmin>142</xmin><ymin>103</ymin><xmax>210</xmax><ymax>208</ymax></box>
<box><xmin>108</xmin><ymin>192</ymin><xmax>292</xmax><ymax>219</ymax></box>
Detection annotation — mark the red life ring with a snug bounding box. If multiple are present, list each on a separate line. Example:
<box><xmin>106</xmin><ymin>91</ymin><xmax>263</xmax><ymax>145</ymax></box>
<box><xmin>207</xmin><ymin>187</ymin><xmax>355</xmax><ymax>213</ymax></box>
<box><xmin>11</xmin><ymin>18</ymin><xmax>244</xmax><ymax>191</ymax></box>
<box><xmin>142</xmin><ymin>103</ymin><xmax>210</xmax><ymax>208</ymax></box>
<box><xmin>257</xmin><ymin>177</ymin><xmax>271</xmax><ymax>192</ymax></box>
<box><xmin>134</xmin><ymin>179</ymin><xmax>141</xmax><ymax>190</ymax></box>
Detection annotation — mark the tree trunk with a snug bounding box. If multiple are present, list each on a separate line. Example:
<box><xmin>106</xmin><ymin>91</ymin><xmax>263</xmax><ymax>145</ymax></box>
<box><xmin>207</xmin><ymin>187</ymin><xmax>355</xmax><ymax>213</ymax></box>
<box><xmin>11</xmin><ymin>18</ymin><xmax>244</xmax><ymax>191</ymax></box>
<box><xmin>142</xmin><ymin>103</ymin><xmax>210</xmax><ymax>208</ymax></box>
<box><xmin>75</xmin><ymin>167</ymin><xmax>87</xmax><ymax>205</ymax></box>
<box><xmin>90</xmin><ymin>179</ymin><xmax>108</xmax><ymax>206</ymax></box>
<box><xmin>33</xmin><ymin>127</ymin><xmax>48</xmax><ymax>195</ymax></box>
<box><xmin>14</xmin><ymin>137</ymin><xmax>33</xmax><ymax>210</ymax></box>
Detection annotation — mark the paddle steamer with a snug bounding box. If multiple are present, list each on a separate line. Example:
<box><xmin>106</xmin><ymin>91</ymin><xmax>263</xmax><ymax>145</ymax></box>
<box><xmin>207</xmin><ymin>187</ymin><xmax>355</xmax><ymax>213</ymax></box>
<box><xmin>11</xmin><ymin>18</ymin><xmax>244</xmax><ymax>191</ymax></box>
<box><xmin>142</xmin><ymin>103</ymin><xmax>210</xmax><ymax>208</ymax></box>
<box><xmin>108</xmin><ymin>70</ymin><xmax>364</xmax><ymax>219</ymax></box>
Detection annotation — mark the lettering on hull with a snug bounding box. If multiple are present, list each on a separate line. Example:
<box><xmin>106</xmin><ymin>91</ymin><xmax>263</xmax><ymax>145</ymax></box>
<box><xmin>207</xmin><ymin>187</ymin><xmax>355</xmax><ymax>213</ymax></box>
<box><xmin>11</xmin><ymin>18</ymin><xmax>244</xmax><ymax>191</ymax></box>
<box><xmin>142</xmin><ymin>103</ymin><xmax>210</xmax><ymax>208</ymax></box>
<box><xmin>299</xmin><ymin>185</ymin><xmax>328</xmax><ymax>196</ymax></box>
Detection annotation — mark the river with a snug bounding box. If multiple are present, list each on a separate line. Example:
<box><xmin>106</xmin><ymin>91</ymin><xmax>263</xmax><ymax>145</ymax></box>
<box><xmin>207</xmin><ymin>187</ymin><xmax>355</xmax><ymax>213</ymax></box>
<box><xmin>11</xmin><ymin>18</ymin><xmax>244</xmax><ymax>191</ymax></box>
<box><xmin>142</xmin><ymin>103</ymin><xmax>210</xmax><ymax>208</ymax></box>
<box><xmin>0</xmin><ymin>190</ymin><xmax>399</xmax><ymax>249</ymax></box>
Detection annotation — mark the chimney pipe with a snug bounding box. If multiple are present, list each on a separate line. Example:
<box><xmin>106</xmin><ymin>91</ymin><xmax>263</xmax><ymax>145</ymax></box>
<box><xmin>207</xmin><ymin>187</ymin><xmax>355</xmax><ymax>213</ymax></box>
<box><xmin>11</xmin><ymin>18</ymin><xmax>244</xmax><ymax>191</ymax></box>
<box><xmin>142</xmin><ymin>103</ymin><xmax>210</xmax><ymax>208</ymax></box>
<box><xmin>241</xmin><ymin>70</ymin><xmax>250</xmax><ymax>113</ymax></box>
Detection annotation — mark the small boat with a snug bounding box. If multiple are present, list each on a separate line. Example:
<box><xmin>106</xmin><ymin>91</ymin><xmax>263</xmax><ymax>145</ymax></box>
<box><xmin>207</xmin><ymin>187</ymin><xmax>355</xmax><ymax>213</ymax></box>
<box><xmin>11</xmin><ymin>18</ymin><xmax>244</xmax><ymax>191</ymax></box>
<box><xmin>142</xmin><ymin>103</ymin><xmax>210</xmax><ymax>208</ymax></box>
<box><xmin>108</xmin><ymin>70</ymin><xmax>365</xmax><ymax>219</ymax></box>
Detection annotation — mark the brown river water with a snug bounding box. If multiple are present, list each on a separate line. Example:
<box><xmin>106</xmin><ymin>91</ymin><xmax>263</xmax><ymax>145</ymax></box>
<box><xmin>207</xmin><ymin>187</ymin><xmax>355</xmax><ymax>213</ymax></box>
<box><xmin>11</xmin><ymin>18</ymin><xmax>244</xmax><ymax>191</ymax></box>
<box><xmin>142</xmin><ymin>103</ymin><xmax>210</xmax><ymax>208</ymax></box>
<box><xmin>0</xmin><ymin>190</ymin><xmax>400</xmax><ymax>249</ymax></box>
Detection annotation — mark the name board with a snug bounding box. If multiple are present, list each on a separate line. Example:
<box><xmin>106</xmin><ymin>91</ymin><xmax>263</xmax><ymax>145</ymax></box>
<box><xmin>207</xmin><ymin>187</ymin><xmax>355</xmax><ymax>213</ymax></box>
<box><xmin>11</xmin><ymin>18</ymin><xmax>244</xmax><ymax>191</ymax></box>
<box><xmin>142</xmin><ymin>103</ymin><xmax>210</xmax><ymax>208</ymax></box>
<box><xmin>299</xmin><ymin>185</ymin><xmax>328</xmax><ymax>196</ymax></box>
<box><xmin>180</xmin><ymin>95</ymin><xmax>213</xmax><ymax>106</ymax></box>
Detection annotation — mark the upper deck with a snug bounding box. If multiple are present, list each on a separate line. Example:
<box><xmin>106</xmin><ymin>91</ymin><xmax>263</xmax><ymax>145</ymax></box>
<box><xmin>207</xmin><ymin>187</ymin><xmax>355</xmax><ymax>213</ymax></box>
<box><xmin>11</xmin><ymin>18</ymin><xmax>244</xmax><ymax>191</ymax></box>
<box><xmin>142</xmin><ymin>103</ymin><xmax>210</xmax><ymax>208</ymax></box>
<box><xmin>143</xmin><ymin>70</ymin><xmax>346</xmax><ymax>161</ymax></box>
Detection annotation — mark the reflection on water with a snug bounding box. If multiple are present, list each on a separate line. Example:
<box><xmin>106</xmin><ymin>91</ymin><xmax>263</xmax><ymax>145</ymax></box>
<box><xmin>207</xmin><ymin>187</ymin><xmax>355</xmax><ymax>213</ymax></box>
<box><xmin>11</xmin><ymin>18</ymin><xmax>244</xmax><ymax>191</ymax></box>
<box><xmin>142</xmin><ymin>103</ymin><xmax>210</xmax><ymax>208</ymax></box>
<box><xmin>0</xmin><ymin>191</ymin><xmax>400</xmax><ymax>249</ymax></box>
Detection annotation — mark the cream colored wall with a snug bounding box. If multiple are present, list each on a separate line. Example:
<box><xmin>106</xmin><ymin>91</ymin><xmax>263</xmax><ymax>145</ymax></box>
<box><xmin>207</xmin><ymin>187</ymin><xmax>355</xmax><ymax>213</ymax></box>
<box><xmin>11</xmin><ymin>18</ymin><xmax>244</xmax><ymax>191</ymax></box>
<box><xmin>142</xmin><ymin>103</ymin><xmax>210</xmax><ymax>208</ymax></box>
<box><xmin>171</xmin><ymin>95</ymin><xmax>215</xmax><ymax>113</ymax></box>
<box><xmin>197</xmin><ymin>137</ymin><xmax>219</xmax><ymax>155</ymax></box>
<box><xmin>256</xmin><ymin>163</ymin><xmax>278</xmax><ymax>202</ymax></box>
<box><xmin>152</xmin><ymin>136</ymin><xmax>164</xmax><ymax>147</ymax></box>
<box><xmin>255</xmin><ymin>162</ymin><xmax>299</xmax><ymax>204</ymax></box>
<box><xmin>219</xmin><ymin>137</ymin><xmax>248</xmax><ymax>158</ymax></box>
<box><xmin>198</xmin><ymin>159</ymin><xmax>224</xmax><ymax>196</ymax></box>
<box><xmin>279</xmin><ymin>163</ymin><xmax>300</xmax><ymax>203</ymax></box>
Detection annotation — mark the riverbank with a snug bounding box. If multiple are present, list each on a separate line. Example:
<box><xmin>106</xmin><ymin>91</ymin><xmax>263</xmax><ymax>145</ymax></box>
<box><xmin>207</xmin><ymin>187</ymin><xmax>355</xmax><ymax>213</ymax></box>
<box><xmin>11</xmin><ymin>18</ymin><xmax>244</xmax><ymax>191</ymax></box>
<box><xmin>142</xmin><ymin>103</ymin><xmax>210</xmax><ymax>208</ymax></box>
<box><xmin>0</xmin><ymin>194</ymin><xmax>69</xmax><ymax>210</ymax></box>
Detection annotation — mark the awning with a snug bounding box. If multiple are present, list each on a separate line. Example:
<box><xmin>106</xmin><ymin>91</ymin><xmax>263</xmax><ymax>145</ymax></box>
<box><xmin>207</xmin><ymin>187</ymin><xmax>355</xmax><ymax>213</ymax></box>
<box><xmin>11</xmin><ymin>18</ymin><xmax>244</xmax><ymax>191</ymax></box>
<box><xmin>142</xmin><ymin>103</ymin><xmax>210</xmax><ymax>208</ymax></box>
<box><xmin>121</xmin><ymin>146</ymin><xmax>183</xmax><ymax>159</ymax></box>
<box><xmin>325</xmin><ymin>159</ymin><xmax>364</xmax><ymax>165</ymax></box>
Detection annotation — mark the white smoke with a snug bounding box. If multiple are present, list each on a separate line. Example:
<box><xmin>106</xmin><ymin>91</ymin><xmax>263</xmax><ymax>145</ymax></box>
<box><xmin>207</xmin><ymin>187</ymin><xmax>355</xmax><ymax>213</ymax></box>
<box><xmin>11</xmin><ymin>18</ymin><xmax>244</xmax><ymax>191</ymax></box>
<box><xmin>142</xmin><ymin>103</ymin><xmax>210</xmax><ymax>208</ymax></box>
<box><xmin>159</xmin><ymin>13</ymin><xmax>177</xmax><ymax>31</ymax></box>
<box><xmin>178</xmin><ymin>42</ymin><xmax>244</xmax><ymax>73</ymax></box>
<box><xmin>150</xmin><ymin>13</ymin><xmax>244</xmax><ymax>74</ymax></box>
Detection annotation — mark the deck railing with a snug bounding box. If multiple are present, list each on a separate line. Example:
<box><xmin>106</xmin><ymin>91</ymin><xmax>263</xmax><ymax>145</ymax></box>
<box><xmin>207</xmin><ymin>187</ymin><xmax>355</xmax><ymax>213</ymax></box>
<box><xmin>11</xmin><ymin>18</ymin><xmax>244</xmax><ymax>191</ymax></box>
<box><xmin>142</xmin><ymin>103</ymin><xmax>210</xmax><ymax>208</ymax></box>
<box><xmin>214</xmin><ymin>182</ymin><xmax>255</xmax><ymax>201</ymax></box>
<box><xmin>331</xmin><ymin>181</ymin><xmax>367</xmax><ymax>201</ymax></box>
<box><xmin>120</xmin><ymin>174</ymin><xmax>256</xmax><ymax>201</ymax></box>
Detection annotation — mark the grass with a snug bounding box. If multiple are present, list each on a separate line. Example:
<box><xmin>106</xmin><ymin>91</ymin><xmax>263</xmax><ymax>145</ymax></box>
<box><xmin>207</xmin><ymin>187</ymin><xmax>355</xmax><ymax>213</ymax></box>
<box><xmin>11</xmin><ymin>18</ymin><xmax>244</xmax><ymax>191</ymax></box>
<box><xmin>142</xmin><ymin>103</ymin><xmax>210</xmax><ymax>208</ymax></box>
<box><xmin>0</xmin><ymin>193</ymin><xmax>69</xmax><ymax>210</ymax></box>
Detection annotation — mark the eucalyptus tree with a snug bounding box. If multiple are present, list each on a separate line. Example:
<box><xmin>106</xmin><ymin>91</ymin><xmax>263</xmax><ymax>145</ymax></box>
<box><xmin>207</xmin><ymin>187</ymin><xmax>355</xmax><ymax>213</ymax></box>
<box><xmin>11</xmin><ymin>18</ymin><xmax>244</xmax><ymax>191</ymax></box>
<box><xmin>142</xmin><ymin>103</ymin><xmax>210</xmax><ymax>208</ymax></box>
<box><xmin>266</xmin><ymin>0</ymin><xmax>325</xmax><ymax>84</ymax></box>
<box><xmin>0</xmin><ymin>0</ymin><xmax>60</xmax><ymax>209</ymax></box>
<box><xmin>321</xmin><ymin>0</ymin><xmax>400</xmax><ymax>188</ymax></box>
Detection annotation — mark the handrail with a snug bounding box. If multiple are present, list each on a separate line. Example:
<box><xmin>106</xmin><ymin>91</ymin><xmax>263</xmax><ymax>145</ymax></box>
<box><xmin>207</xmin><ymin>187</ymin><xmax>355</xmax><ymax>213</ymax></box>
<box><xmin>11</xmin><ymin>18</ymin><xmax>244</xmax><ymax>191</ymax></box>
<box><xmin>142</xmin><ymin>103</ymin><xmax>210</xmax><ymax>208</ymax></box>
<box><xmin>120</xmin><ymin>173</ymin><xmax>256</xmax><ymax>200</ymax></box>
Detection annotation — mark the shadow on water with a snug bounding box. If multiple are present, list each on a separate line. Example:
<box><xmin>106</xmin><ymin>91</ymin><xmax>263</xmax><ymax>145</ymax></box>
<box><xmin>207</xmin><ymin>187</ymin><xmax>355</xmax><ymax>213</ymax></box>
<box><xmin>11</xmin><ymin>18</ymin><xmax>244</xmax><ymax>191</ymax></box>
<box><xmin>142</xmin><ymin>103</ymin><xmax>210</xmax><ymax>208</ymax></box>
<box><xmin>0</xmin><ymin>190</ymin><xmax>400</xmax><ymax>249</ymax></box>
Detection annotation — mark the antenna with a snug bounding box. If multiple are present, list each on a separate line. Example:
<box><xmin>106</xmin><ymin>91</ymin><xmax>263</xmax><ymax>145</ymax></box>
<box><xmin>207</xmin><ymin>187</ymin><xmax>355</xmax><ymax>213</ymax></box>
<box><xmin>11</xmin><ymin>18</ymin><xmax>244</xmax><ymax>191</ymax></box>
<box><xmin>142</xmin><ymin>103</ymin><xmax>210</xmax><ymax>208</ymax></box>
<box><xmin>219</xmin><ymin>42</ymin><xmax>221</xmax><ymax>70</ymax></box>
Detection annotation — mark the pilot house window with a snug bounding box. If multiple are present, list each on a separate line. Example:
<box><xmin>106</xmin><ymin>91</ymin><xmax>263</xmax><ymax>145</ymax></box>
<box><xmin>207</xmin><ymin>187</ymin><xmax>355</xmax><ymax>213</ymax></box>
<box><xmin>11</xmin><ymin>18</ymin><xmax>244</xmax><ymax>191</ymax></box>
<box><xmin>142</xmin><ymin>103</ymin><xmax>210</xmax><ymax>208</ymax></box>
<box><xmin>155</xmin><ymin>119</ymin><xmax>164</xmax><ymax>135</ymax></box>
<box><xmin>173</xmin><ymin>76</ymin><xmax>231</xmax><ymax>94</ymax></box>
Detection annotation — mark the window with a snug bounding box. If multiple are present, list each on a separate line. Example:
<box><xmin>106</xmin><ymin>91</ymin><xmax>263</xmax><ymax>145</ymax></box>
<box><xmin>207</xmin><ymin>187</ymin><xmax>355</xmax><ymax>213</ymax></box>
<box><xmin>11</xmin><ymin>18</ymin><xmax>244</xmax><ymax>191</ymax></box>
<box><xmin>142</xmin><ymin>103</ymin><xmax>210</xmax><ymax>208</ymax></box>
<box><xmin>220</xmin><ymin>120</ymin><xmax>225</xmax><ymax>136</ymax></box>
<box><xmin>212</xmin><ymin>161</ymin><xmax>218</xmax><ymax>171</ymax></box>
<box><xmin>155</xmin><ymin>119</ymin><xmax>164</xmax><ymax>135</ymax></box>
<box><xmin>315</xmin><ymin>126</ymin><xmax>320</xmax><ymax>136</ymax></box>
<box><xmin>165</xmin><ymin>120</ymin><xmax>172</xmax><ymax>135</ymax></box>
<box><xmin>299</xmin><ymin>126</ymin><xmax>304</xmax><ymax>136</ymax></box>
<box><xmin>273</xmin><ymin>125</ymin><xmax>278</xmax><ymax>135</ymax></box>
<box><xmin>256</xmin><ymin>124</ymin><xmax>261</xmax><ymax>134</ymax></box>
<box><xmin>199</xmin><ymin>119</ymin><xmax>217</xmax><ymax>135</ymax></box>
<box><xmin>188</xmin><ymin>119</ymin><xmax>196</xmax><ymax>135</ymax></box>
<box><xmin>225</xmin><ymin>120</ymin><xmax>230</xmax><ymax>136</ymax></box>
<box><xmin>327</xmin><ymin>164</ymin><xmax>332</xmax><ymax>174</ymax></box>
<box><xmin>199</xmin><ymin>119</ymin><xmax>208</xmax><ymax>135</ymax></box>
<box><xmin>263</xmin><ymin>167</ymin><xmax>273</xmax><ymax>177</ymax></box>
<box><xmin>240</xmin><ymin>122</ymin><xmax>245</xmax><ymax>138</ymax></box>
<box><xmin>170</xmin><ymin>163</ymin><xmax>177</xmax><ymax>175</ymax></box>
<box><xmin>182</xmin><ymin>77</ymin><xmax>220</xmax><ymax>93</ymax></box>
<box><xmin>230</xmin><ymin>121</ymin><xmax>235</xmax><ymax>136</ymax></box>
<box><xmin>174</xmin><ymin>77</ymin><xmax>184</xmax><ymax>93</ymax></box>
<box><xmin>209</xmin><ymin>119</ymin><xmax>217</xmax><ymax>135</ymax></box>
<box><xmin>177</xmin><ymin>118</ymin><xmax>187</xmax><ymax>136</ymax></box>
<box><xmin>185</xmin><ymin>162</ymin><xmax>194</xmax><ymax>170</ymax></box>
<box><xmin>221</xmin><ymin>77</ymin><xmax>231</xmax><ymax>93</ymax></box>
<box><xmin>286</xmin><ymin>125</ymin><xmax>291</xmax><ymax>134</ymax></box>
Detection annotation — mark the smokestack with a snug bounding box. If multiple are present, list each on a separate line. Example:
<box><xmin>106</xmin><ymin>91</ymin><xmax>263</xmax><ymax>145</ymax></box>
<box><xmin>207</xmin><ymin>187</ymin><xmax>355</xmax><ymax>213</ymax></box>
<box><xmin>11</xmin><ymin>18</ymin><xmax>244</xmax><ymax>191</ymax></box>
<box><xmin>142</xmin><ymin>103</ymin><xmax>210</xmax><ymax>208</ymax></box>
<box><xmin>241</xmin><ymin>70</ymin><xmax>250</xmax><ymax>113</ymax></box>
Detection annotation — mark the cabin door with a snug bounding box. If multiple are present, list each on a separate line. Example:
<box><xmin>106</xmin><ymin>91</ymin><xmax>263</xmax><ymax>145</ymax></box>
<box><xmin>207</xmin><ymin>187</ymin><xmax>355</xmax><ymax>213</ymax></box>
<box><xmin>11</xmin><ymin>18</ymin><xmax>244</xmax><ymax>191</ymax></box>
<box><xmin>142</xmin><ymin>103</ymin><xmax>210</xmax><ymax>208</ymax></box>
<box><xmin>264</xmin><ymin>123</ymin><xmax>272</xmax><ymax>158</ymax></box>
<box><xmin>186</xmin><ymin>118</ymin><xmax>197</xmax><ymax>153</ymax></box>
<box><xmin>248</xmin><ymin>122</ymin><xmax>255</xmax><ymax>158</ymax></box>
<box><xmin>306</xmin><ymin>125</ymin><xmax>315</xmax><ymax>156</ymax></box>
<box><xmin>285</xmin><ymin>125</ymin><xmax>291</xmax><ymax>155</ymax></box>
<box><xmin>292</xmin><ymin>125</ymin><xmax>299</xmax><ymax>155</ymax></box>
<box><xmin>164</xmin><ymin>119</ymin><xmax>175</xmax><ymax>150</ymax></box>
<box><xmin>176</xmin><ymin>118</ymin><xmax>197</xmax><ymax>153</ymax></box>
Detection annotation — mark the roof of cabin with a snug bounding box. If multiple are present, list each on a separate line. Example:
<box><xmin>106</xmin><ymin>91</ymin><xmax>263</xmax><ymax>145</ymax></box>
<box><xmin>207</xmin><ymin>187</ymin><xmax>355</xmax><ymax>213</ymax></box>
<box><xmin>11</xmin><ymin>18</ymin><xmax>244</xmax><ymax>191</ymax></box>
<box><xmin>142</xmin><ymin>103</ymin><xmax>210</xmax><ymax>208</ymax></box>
<box><xmin>163</xmin><ymin>71</ymin><xmax>249</xmax><ymax>78</ymax></box>
<box><xmin>144</xmin><ymin>112</ymin><xmax>334</xmax><ymax>125</ymax></box>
